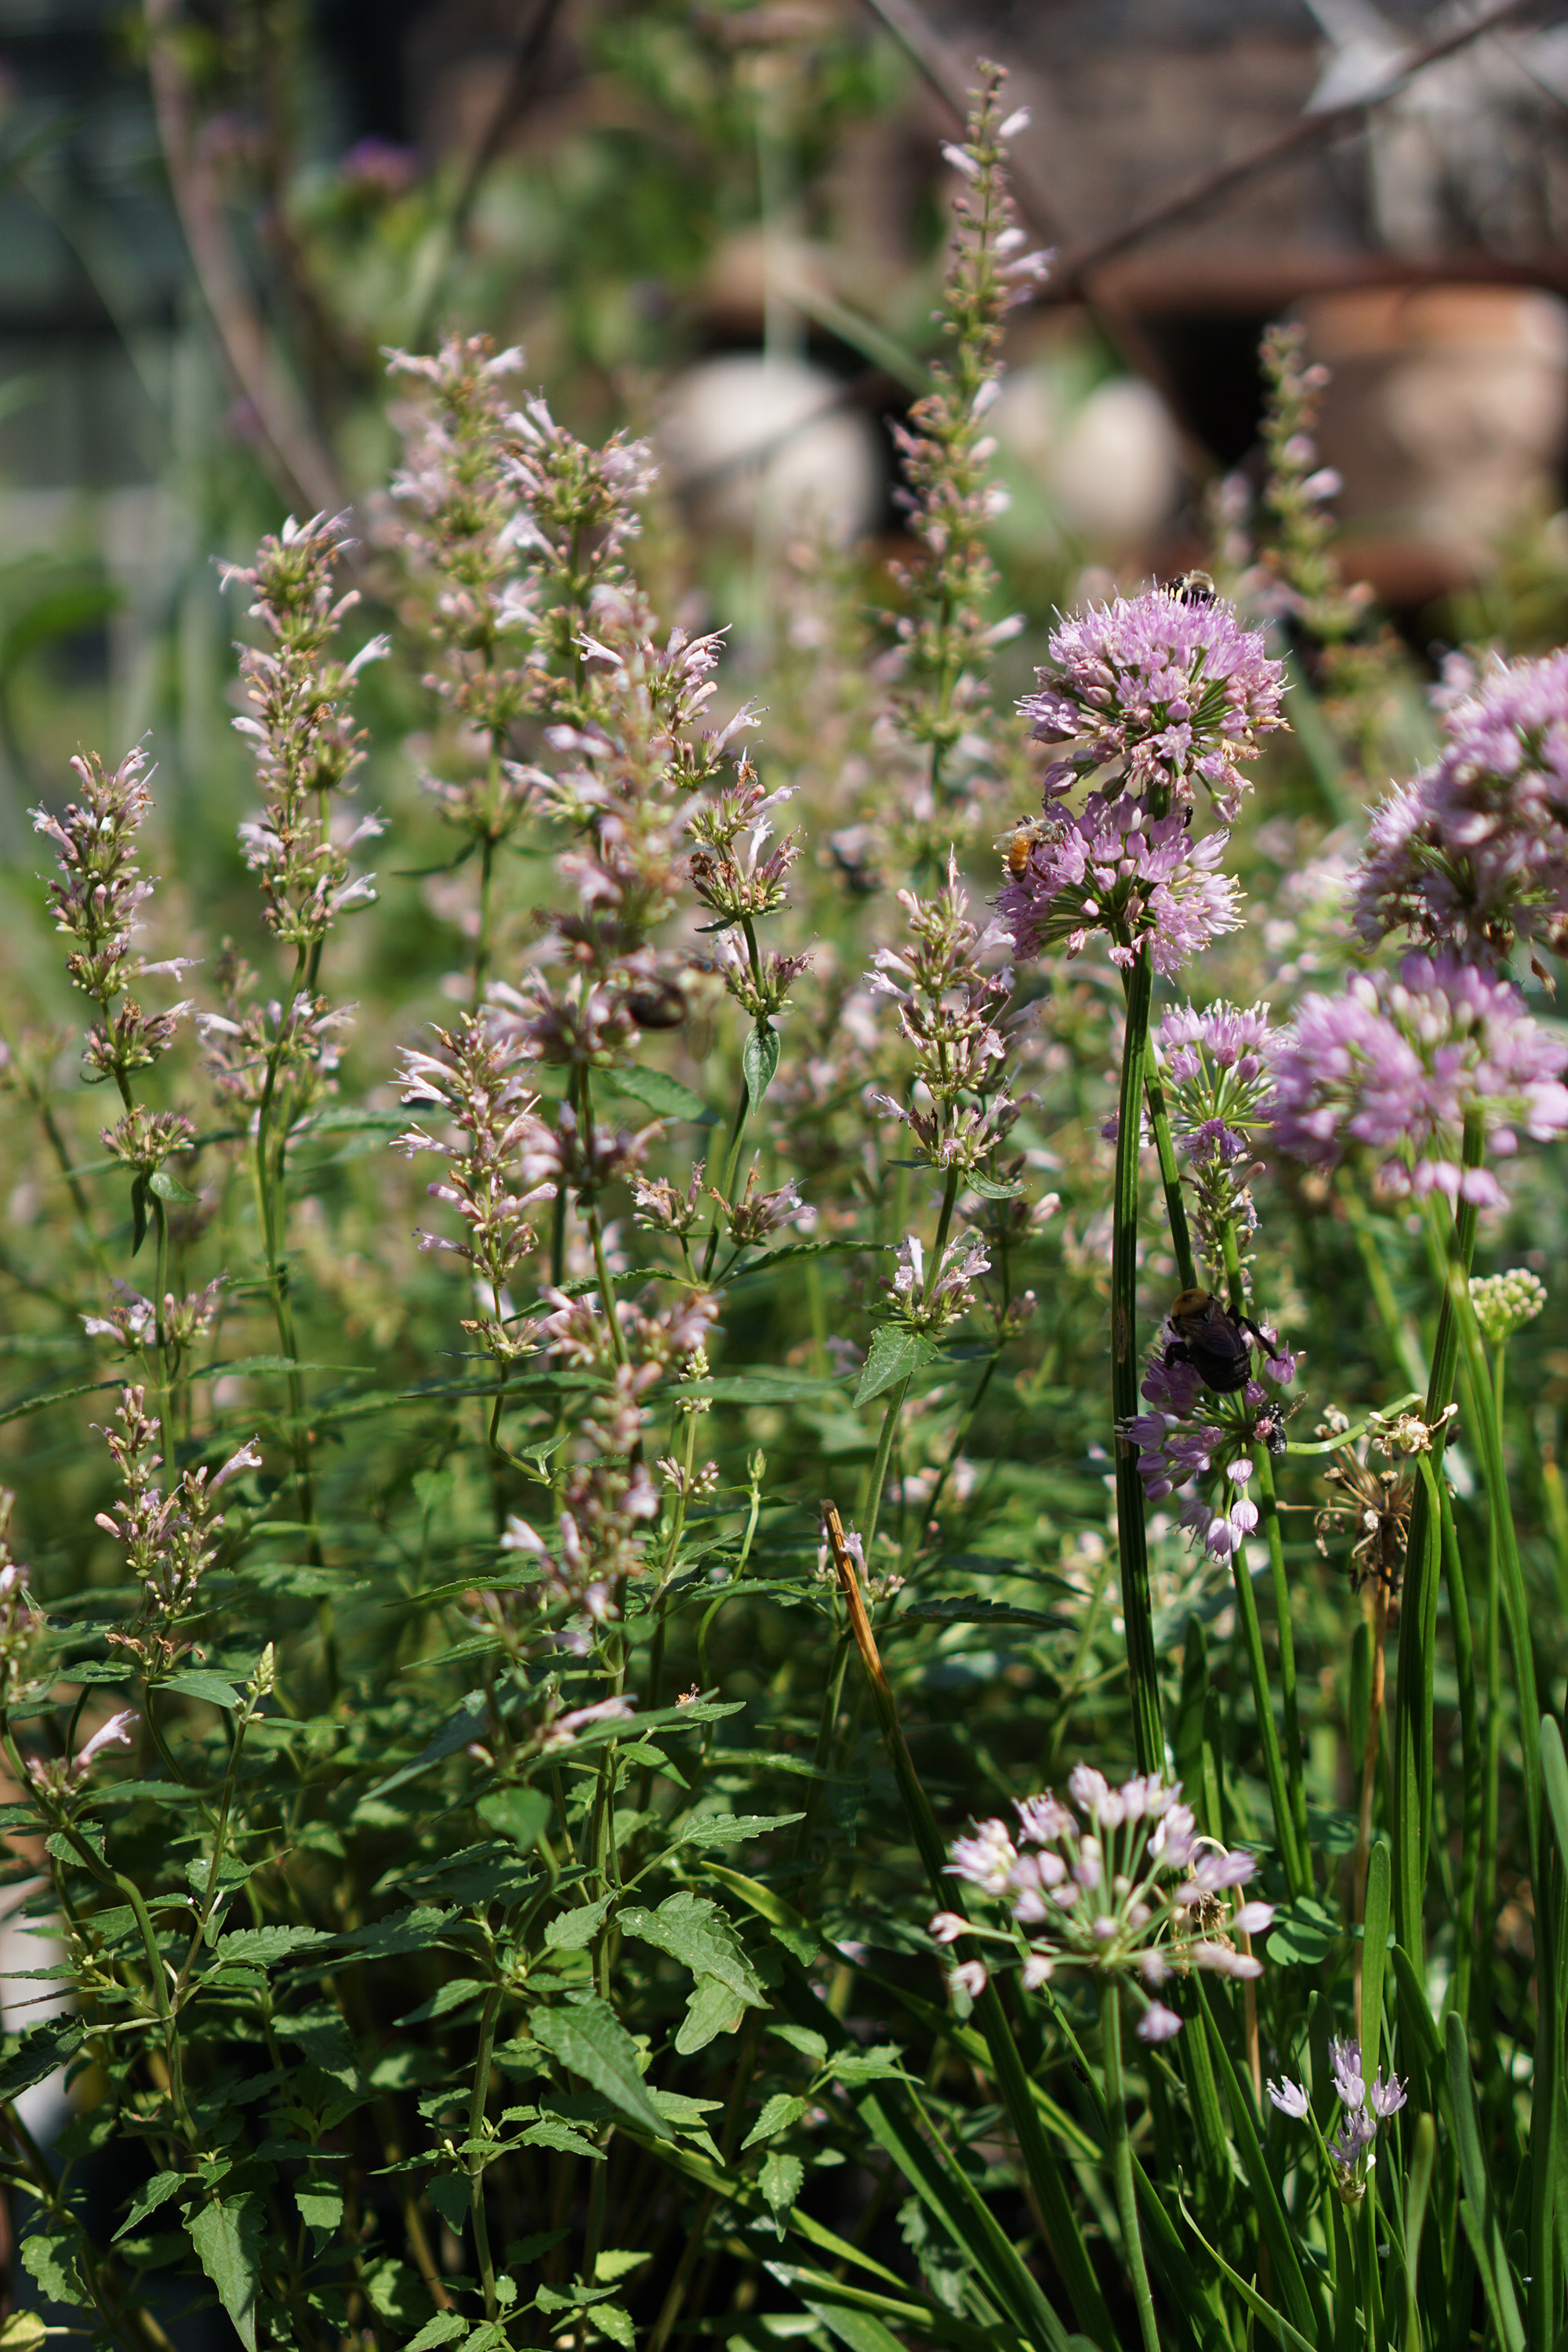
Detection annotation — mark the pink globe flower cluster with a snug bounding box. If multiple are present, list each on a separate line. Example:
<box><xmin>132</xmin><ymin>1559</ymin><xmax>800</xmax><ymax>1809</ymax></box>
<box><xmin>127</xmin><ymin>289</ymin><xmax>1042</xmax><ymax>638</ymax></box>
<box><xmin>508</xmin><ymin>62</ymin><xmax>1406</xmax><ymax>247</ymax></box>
<box><xmin>1267</xmin><ymin>950</ymin><xmax>1568</xmax><ymax>1210</ymax></box>
<box><xmin>1001</xmin><ymin>590</ymin><xmax>1285</xmax><ymax>978</ymax></box>
<box><xmin>935</xmin><ymin>1765</ymin><xmax>1272</xmax><ymax>2040</ymax></box>
<box><xmin>1019</xmin><ymin>589</ymin><xmax>1287</xmax><ymax>818</ymax></box>
<box><xmin>1352</xmin><ymin>647</ymin><xmax>1568</xmax><ymax>964</ymax></box>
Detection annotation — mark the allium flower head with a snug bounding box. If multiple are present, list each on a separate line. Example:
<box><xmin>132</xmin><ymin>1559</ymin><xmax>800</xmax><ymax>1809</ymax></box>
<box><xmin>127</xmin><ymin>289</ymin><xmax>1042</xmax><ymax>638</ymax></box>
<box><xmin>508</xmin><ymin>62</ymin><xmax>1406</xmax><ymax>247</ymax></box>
<box><xmin>1267</xmin><ymin>951</ymin><xmax>1568</xmax><ymax>1209</ymax></box>
<box><xmin>1018</xmin><ymin>588</ymin><xmax>1286</xmax><ymax>818</ymax></box>
<box><xmin>939</xmin><ymin>1770</ymin><xmax>1269</xmax><ymax>2034</ymax></box>
<box><xmin>999</xmin><ymin>790</ymin><xmax>1242</xmax><ymax>978</ymax></box>
<box><xmin>1352</xmin><ymin>647</ymin><xmax>1568</xmax><ymax>962</ymax></box>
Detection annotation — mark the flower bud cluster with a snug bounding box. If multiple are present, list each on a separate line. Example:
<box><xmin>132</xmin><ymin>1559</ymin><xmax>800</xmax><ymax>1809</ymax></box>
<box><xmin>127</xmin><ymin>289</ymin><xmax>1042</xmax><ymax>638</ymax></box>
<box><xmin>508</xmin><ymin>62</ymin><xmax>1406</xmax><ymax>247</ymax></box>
<box><xmin>82</xmin><ymin>1277</ymin><xmax>225</xmax><ymax>1356</ymax></box>
<box><xmin>1153</xmin><ymin>1001</ymin><xmax>1276</xmax><ymax>1250</ymax></box>
<box><xmin>393</xmin><ymin>1015</ymin><xmax>557</xmax><ymax>1360</ymax></box>
<box><xmin>96</xmin><ymin>1387</ymin><xmax>262</xmax><ymax>1671</ymax></box>
<box><xmin>1255</xmin><ymin>323</ymin><xmax>1370</xmax><ymax>646</ymax></box>
<box><xmin>32</xmin><ymin>747</ymin><xmax>195</xmax><ymax>1091</ymax></box>
<box><xmin>1268</xmin><ymin>950</ymin><xmax>1568</xmax><ymax>1210</ymax></box>
<box><xmin>222</xmin><ymin>513</ymin><xmax>386</xmax><ymax>950</ymax></box>
<box><xmin>869</xmin><ymin>852</ymin><xmax>1018</xmax><ymax>1176</ymax></box>
<box><xmin>0</xmin><ymin>1492</ymin><xmax>43</xmax><ymax>1710</ymax></box>
<box><xmin>884</xmin><ymin>66</ymin><xmax>1048</xmax><ymax>826</ymax></box>
<box><xmin>1469</xmin><ymin>1266</ymin><xmax>1547</xmax><ymax>1345</ymax></box>
<box><xmin>938</xmin><ymin>1766</ymin><xmax>1272</xmax><ymax>2038</ymax></box>
<box><xmin>198</xmin><ymin>950</ymin><xmax>352</xmax><ymax>1133</ymax></box>
<box><xmin>25</xmin><ymin>1708</ymin><xmax>139</xmax><ymax>1808</ymax></box>
<box><xmin>1268</xmin><ymin>2034</ymin><xmax>1406</xmax><ymax>2207</ymax></box>
<box><xmin>887</xmin><ymin>1229</ymin><xmax>990</xmax><ymax>1336</ymax></box>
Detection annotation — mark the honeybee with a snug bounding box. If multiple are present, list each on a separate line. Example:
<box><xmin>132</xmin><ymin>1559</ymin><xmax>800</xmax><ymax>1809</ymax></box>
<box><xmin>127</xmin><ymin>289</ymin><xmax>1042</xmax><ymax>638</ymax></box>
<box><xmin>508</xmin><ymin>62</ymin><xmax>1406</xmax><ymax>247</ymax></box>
<box><xmin>1163</xmin><ymin>1287</ymin><xmax>1270</xmax><ymax>1396</ymax></box>
<box><xmin>1000</xmin><ymin>816</ymin><xmax>1047</xmax><ymax>878</ymax></box>
<box><xmin>1170</xmin><ymin>568</ymin><xmax>1216</xmax><ymax>605</ymax></box>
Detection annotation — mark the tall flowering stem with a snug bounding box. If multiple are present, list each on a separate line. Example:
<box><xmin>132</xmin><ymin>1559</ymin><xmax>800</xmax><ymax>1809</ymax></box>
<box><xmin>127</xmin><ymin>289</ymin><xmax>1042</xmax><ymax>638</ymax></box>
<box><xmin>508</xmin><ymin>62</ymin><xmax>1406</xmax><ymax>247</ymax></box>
<box><xmin>219</xmin><ymin>512</ymin><xmax>383</xmax><ymax>1565</ymax></box>
<box><xmin>1110</xmin><ymin>944</ymin><xmax>1164</xmax><ymax>1773</ymax></box>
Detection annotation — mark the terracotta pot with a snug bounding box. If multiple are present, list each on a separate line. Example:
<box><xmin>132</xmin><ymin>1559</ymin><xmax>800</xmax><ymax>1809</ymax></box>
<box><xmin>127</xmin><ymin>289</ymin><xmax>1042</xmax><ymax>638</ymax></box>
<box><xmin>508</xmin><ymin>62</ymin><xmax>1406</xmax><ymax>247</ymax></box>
<box><xmin>1298</xmin><ymin>285</ymin><xmax>1568</xmax><ymax>602</ymax></box>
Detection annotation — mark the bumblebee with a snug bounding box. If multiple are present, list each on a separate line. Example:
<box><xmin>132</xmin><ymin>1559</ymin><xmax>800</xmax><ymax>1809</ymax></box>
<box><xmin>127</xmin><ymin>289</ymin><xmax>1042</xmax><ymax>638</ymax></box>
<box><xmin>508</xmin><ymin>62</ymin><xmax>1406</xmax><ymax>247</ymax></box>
<box><xmin>1170</xmin><ymin>568</ymin><xmax>1216</xmax><ymax>605</ymax></box>
<box><xmin>1163</xmin><ymin>1287</ymin><xmax>1270</xmax><ymax>1396</ymax></box>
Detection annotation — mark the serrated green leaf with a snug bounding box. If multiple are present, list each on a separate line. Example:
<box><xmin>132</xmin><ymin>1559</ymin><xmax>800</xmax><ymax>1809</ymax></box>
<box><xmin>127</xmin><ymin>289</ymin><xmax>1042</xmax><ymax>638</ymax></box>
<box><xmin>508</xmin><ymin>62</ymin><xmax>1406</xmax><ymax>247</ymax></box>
<box><xmin>742</xmin><ymin>2092</ymin><xmax>808</xmax><ymax>2151</ymax></box>
<box><xmin>405</xmin><ymin>2313</ymin><xmax>467</xmax><ymax>2352</ymax></box>
<box><xmin>426</xmin><ymin>2175</ymin><xmax>473</xmax><ymax>2232</ymax></box>
<box><xmin>532</xmin><ymin>2000</ymin><xmax>672</xmax><ymax>2137</ymax></box>
<box><xmin>743</xmin><ymin>1025</ymin><xmax>781</xmax><ymax>1110</ymax></box>
<box><xmin>188</xmin><ymin>2193</ymin><xmax>263</xmax><ymax>2352</ymax></box>
<box><xmin>768</xmin><ymin>2023</ymin><xmax>829</xmax><ymax>2068</ymax></box>
<box><xmin>618</xmin><ymin>1891</ymin><xmax>766</xmax><ymax>2005</ymax></box>
<box><xmin>113</xmin><ymin>2170</ymin><xmax>187</xmax><ymax>2243</ymax></box>
<box><xmin>760</xmin><ymin>2151</ymin><xmax>804</xmax><ymax>2237</ymax></box>
<box><xmin>595</xmin><ymin>2306</ymin><xmax>635</xmax><ymax>2349</ymax></box>
<box><xmin>676</xmin><ymin>1812</ymin><xmax>805</xmax><ymax>1852</ymax></box>
<box><xmin>0</xmin><ymin>2020</ymin><xmax>85</xmax><ymax>2100</ymax></box>
<box><xmin>211</xmin><ymin>1925</ymin><xmax>338</xmax><ymax>1968</ymax></box>
<box><xmin>855</xmin><ymin>1326</ymin><xmax>941</xmax><ymax>1406</ymax></box>
<box><xmin>543</xmin><ymin>1893</ymin><xmax>614</xmax><ymax>1952</ymax></box>
<box><xmin>593</xmin><ymin>2251</ymin><xmax>651</xmax><ymax>2284</ymax></box>
<box><xmin>295</xmin><ymin>2180</ymin><xmax>343</xmax><ymax>2255</ymax></box>
<box><xmin>826</xmin><ymin>2049</ymin><xmax>909</xmax><ymax>2088</ymax></box>
<box><xmin>674</xmin><ymin>1973</ymin><xmax>749</xmax><ymax>2055</ymax></box>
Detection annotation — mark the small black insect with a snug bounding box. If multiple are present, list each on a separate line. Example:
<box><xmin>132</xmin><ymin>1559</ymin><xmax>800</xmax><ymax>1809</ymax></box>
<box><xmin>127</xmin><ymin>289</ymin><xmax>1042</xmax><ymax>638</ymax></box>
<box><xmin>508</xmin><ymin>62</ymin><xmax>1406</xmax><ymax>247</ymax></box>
<box><xmin>1164</xmin><ymin>1287</ymin><xmax>1270</xmax><ymax>1396</ymax></box>
<box><xmin>625</xmin><ymin>980</ymin><xmax>687</xmax><ymax>1031</ymax></box>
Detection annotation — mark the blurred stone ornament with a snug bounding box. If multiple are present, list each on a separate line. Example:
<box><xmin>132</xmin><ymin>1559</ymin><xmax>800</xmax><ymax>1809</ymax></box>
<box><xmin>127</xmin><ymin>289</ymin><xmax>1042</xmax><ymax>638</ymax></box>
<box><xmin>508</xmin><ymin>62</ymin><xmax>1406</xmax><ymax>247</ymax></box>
<box><xmin>1299</xmin><ymin>287</ymin><xmax>1568</xmax><ymax>601</ymax></box>
<box><xmin>991</xmin><ymin>365</ymin><xmax>1183</xmax><ymax>557</ymax></box>
<box><xmin>659</xmin><ymin>353</ymin><xmax>882</xmax><ymax>543</ymax></box>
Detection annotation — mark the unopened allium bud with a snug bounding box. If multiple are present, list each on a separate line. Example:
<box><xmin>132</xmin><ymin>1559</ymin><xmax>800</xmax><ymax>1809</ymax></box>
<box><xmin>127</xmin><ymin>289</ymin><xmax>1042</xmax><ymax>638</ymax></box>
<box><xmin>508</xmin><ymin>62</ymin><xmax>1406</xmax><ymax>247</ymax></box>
<box><xmin>1469</xmin><ymin>1268</ymin><xmax>1547</xmax><ymax>1345</ymax></box>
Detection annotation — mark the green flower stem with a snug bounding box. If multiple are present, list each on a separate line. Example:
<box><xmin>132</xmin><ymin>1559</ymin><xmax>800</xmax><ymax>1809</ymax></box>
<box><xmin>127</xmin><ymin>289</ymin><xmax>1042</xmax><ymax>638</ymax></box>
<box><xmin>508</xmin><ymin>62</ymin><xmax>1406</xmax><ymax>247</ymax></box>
<box><xmin>1216</xmin><ymin>1219</ymin><xmax>1308</xmax><ymax>1889</ymax></box>
<box><xmin>575</xmin><ymin>1066</ymin><xmax>629</xmax><ymax>1370</ymax></box>
<box><xmin>1141</xmin><ymin>1041</ymin><xmax>1196</xmax><ymax>1294</ymax></box>
<box><xmin>474</xmin><ymin>832</ymin><xmax>496</xmax><ymax>996</ymax></box>
<box><xmin>1101</xmin><ymin>1976</ymin><xmax>1160</xmax><ymax>2352</ymax></box>
<box><xmin>862</xmin><ymin>1377</ymin><xmax>911</xmax><ymax>1570</ymax></box>
<box><xmin>1340</xmin><ymin>1177</ymin><xmax>1428</xmax><ymax>1396</ymax></box>
<box><xmin>1392</xmin><ymin>1105</ymin><xmax>1484</xmax><ymax>1966</ymax></box>
<box><xmin>470</xmin><ymin>1982</ymin><xmax>504</xmax><ymax>2318</ymax></box>
<box><xmin>702</xmin><ymin>916</ymin><xmax>768</xmax><ymax>1281</ymax></box>
<box><xmin>1111</xmin><ymin>933</ymin><xmax>1164</xmax><ymax>1775</ymax></box>
<box><xmin>819</xmin><ymin>1509</ymin><xmax>1116</xmax><ymax>2352</ymax></box>
<box><xmin>1225</xmin><ymin>1512</ymin><xmax>1308</xmax><ymax>1898</ymax></box>
<box><xmin>1439</xmin><ymin>1474</ymin><xmax>1482</xmax><ymax>2032</ymax></box>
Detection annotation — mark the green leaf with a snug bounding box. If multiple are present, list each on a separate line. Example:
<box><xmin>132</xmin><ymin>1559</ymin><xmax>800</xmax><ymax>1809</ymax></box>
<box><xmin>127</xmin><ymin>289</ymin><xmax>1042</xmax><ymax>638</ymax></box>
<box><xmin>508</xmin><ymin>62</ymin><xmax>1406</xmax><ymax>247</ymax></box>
<box><xmin>113</xmin><ymin>2171</ymin><xmax>187</xmax><ymax>2243</ymax></box>
<box><xmin>147</xmin><ymin>1168</ymin><xmax>198</xmax><ymax>1205</ymax></box>
<box><xmin>212</xmin><ymin>1925</ymin><xmax>339</xmax><ymax>1968</ymax></box>
<box><xmin>964</xmin><ymin>1173</ymin><xmax>1025</xmax><ymax>1201</ymax></box>
<box><xmin>760</xmin><ymin>2151</ymin><xmax>804</xmax><ymax>2237</ymax></box>
<box><xmin>516</xmin><ymin>2118</ymin><xmax>604</xmax><ymax>2160</ymax></box>
<box><xmin>1446</xmin><ymin>2009</ymin><xmax>1525</xmax><ymax>2352</ymax></box>
<box><xmin>1262</xmin><ymin>1895</ymin><xmax>1341</xmax><ymax>1966</ymax></box>
<box><xmin>895</xmin><ymin>1599</ymin><xmax>1069</xmax><ymax>1633</ymax></box>
<box><xmin>295</xmin><ymin>2180</ymin><xmax>343</xmax><ymax>2256</ymax></box>
<box><xmin>595</xmin><ymin>2306</ymin><xmax>635</xmax><ymax>2349</ymax></box>
<box><xmin>406</xmin><ymin>2314</ymin><xmax>468</xmax><ymax>2352</ymax></box>
<box><xmin>20</xmin><ymin>2230</ymin><xmax>89</xmax><ymax>2310</ymax></box>
<box><xmin>426</xmin><ymin>2175</ymin><xmax>473</xmax><ymax>2233</ymax></box>
<box><xmin>365</xmin><ymin>1690</ymin><xmax>488</xmax><ymax>1800</ymax></box>
<box><xmin>396</xmin><ymin>1978</ymin><xmax>491</xmax><ymax>2027</ymax></box>
<box><xmin>618</xmin><ymin>1891</ymin><xmax>767</xmax><ymax>2005</ymax></box>
<box><xmin>593</xmin><ymin>2251</ymin><xmax>651</xmax><ymax>2285</ymax></box>
<box><xmin>743</xmin><ymin>1025</ymin><xmax>781</xmax><ymax>1110</ymax></box>
<box><xmin>477</xmin><ymin>1786</ymin><xmax>550</xmax><ymax>1849</ymax></box>
<box><xmin>826</xmin><ymin>2049</ymin><xmax>909</xmax><ymax>2088</ymax></box>
<box><xmin>675</xmin><ymin>1812</ymin><xmax>805</xmax><ymax>1853</ymax></box>
<box><xmin>856</xmin><ymin>1326</ymin><xmax>941</xmax><ymax>1406</ymax></box>
<box><xmin>543</xmin><ymin>1893</ymin><xmax>615</xmax><ymax>1952</ymax></box>
<box><xmin>532</xmin><ymin>2000</ymin><xmax>672</xmax><ymax>2138</ymax></box>
<box><xmin>1360</xmin><ymin>1838</ymin><xmax>1392</xmax><ymax>2090</ymax></box>
<box><xmin>362</xmin><ymin>2258</ymin><xmax>437</xmax><ymax>2328</ymax></box>
<box><xmin>0</xmin><ymin>2314</ymin><xmax>48</xmax><ymax>2352</ymax></box>
<box><xmin>0</xmin><ymin>2020</ymin><xmax>85</xmax><ymax>2100</ymax></box>
<box><xmin>604</xmin><ymin>1065</ymin><xmax>717</xmax><ymax>1126</ymax></box>
<box><xmin>742</xmin><ymin>2092</ymin><xmax>808</xmax><ymax>2151</ymax></box>
<box><xmin>681</xmin><ymin>1375</ymin><xmax>844</xmax><ymax>1406</ymax></box>
<box><xmin>675</xmin><ymin>1973</ymin><xmax>750</xmax><ymax>2055</ymax></box>
<box><xmin>164</xmin><ymin>1669</ymin><xmax>241</xmax><ymax>1709</ymax></box>
<box><xmin>768</xmin><ymin>2023</ymin><xmax>829</xmax><ymax>2068</ymax></box>
<box><xmin>188</xmin><ymin>2192</ymin><xmax>263</xmax><ymax>2352</ymax></box>
<box><xmin>342</xmin><ymin>1904</ymin><xmax>456</xmax><ymax>1960</ymax></box>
